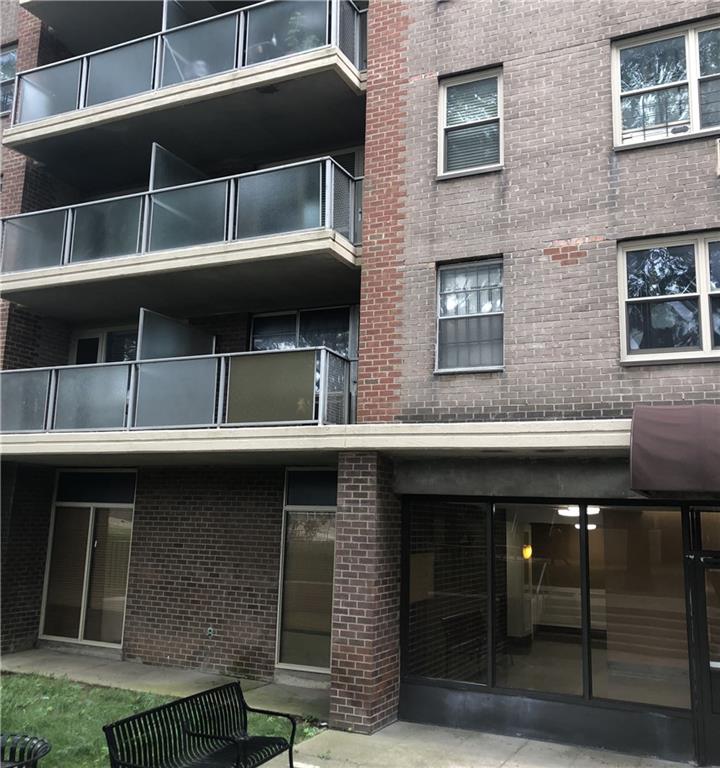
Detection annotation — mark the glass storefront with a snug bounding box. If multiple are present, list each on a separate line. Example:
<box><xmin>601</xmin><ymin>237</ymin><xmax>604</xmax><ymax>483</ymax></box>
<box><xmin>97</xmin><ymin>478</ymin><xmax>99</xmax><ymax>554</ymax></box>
<box><xmin>404</xmin><ymin>499</ymin><xmax>690</xmax><ymax>706</ymax></box>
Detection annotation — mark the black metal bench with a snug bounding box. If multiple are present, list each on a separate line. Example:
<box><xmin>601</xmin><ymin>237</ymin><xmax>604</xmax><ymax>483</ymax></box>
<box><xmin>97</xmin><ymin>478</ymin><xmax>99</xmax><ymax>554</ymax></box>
<box><xmin>0</xmin><ymin>734</ymin><xmax>51</xmax><ymax>768</ymax></box>
<box><xmin>103</xmin><ymin>682</ymin><xmax>296</xmax><ymax>768</ymax></box>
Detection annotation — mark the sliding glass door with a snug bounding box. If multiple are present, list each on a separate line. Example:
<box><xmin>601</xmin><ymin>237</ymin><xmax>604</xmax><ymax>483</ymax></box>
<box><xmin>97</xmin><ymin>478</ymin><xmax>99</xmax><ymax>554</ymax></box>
<box><xmin>42</xmin><ymin>504</ymin><xmax>133</xmax><ymax>646</ymax></box>
<box><xmin>277</xmin><ymin>469</ymin><xmax>337</xmax><ymax>670</ymax></box>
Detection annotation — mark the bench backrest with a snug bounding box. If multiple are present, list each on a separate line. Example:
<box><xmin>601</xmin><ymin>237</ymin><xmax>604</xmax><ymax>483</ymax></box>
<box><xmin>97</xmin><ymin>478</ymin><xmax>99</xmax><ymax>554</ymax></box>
<box><xmin>104</xmin><ymin>682</ymin><xmax>248</xmax><ymax>768</ymax></box>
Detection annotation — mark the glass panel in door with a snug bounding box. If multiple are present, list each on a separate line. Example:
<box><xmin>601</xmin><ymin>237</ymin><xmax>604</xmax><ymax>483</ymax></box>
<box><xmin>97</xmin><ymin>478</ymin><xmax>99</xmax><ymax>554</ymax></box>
<box><xmin>43</xmin><ymin>507</ymin><xmax>91</xmax><ymax>638</ymax></box>
<box><xmin>279</xmin><ymin>510</ymin><xmax>335</xmax><ymax>668</ymax></box>
<box><xmin>83</xmin><ymin>508</ymin><xmax>133</xmax><ymax>644</ymax></box>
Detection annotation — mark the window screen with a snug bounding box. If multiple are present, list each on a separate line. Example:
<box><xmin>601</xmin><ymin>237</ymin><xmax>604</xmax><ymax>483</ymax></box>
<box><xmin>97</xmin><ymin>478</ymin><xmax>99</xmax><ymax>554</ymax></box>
<box><xmin>437</xmin><ymin>261</ymin><xmax>504</xmax><ymax>370</ymax></box>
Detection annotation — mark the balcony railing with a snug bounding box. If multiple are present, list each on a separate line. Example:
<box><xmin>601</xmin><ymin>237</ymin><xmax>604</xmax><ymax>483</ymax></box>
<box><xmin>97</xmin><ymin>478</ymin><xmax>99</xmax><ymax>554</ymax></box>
<box><xmin>10</xmin><ymin>0</ymin><xmax>366</xmax><ymax>125</ymax></box>
<box><xmin>0</xmin><ymin>158</ymin><xmax>360</xmax><ymax>273</ymax></box>
<box><xmin>0</xmin><ymin>347</ymin><xmax>351</xmax><ymax>433</ymax></box>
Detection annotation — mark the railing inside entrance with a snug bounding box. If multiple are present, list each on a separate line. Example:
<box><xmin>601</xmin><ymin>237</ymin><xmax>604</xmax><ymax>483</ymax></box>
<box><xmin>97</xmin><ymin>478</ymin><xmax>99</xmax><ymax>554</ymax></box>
<box><xmin>0</xmin><ymin>347</ymin><xmax>351</xmax><ymax>432</ymax></box>
<box><xmin>0</xmin><ymin>158</ymin><xmax>361</xmax><ymax>273</ymax></box>
<box><xmin>9</xmin><ymin>0</ymin><xmax>367</xmax><ymax>125</ymax></box>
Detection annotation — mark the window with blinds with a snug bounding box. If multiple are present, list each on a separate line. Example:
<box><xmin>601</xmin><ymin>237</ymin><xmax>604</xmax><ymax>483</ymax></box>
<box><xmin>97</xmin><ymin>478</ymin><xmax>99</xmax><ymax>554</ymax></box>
<box><xmin>437</xmin><ymin>260</ymin><xmax>504</xmax><ymax>371</ymax></box>
<box><xmin>439</xmin><ymin>70</ymin><xmax>502</xmax><ymax>175</ymax></box>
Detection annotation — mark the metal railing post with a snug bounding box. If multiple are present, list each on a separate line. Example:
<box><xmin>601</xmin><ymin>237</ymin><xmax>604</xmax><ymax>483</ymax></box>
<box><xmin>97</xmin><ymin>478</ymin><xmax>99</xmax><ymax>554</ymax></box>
<box><xmin>152</xmin><ymin>35</ymin><xmax>164</xmax><ymax>90</ymax></box>
<box><xmin>140</xmin><ymin>193</ymin><xmax>152</xmax><ymax>253</ymax></box>
<box><xmin>329</xmin><ymin>0</ymin><xmax>340</xmax><ymax>48</ymax></box>
<box><xmin>216</xmin><ymin>356</ymin><xmax>227</xmax><ymax>426</ymax></box>
<box><xmin>236</xmin><ymin>10</ymin><xmax>246</xmax><ymax>70</ymax></box>
<box><xmin>61</xmin><ymin>209</ymin><xmax>74</xmax><ymax>265</ymax></box>
<box><xmin>45</xmin><ymin>369</ymin><xmax>58</xmax><ymax>431</ymax></box>
<box><xmin>324</xmin><ymin>159</ymin><xmax>335</xmax><ymax>230</ymax></box>
<box><xmin>226</xmin><ymin>179</ymin><xmax>236</xmax><ymax>242</ymax></box>
<box><xmin>125</xmin><ymin>364</ymin><xmax>138</xmax><ymax>429</ymax></box>
<box><xmin>343</xmin><ymin>357</ymin><xmax>351</xmax><ymax>424</ymax></box>
<box><xmin>10</xmin><ymin>73</ymin><xmax>19</xmax><ymax>126</ymax></box>
<box><xmin>318</xmin><ymin>348</ymin><xmax>329</xmax><ymax>425</ymax></box>
<box><xmin>78</xmin><ymin>56</ymin><xmax>89</xmax><ymax>110</ymax></box>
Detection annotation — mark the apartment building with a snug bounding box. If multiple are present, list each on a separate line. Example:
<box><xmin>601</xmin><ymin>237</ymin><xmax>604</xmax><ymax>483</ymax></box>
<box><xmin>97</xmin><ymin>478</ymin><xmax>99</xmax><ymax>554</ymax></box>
<box><xmin>1</xmin><ymin>0</ymin><xmax>719</xmax><ymax>764</ymax></box>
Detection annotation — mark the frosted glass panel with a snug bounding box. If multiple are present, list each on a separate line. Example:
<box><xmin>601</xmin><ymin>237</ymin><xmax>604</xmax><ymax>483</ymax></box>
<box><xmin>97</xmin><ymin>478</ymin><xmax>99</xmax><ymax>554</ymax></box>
<box><xmin>86</xmin><ymin>39</ymin><xmax>155</xmax><ymax>106</ymax></box>
<box><xmin>0</xmin><ymin>369</ymin><xmax>50</xmax><ymax>432</ymax></box>
<box><xmin>1</xmin><ymin>210</ymin><xmax>66</xmax><ymax>272</ymax></box>
<box><xmin>54</xmin><ymin>366</ymin><xmax>129</xmax><ymax>429</ymax></box>
<box><xmin>226</xmin><ymin>350</ymin><xmax>316</xmax><ymax>423</ymax></box>
<box><xmin>134</xmin><ymin>358</ymin><xmax>217</xmax><ymax>427</ymax></box>
<box><xmin>161</xmin><ymin>15</ymin><xmax>237</xmax><ymax>87</ymax></box>
<box><xmin>246</xmin><ymin>0</ymin><xmax>327</xmax><ymax>66</ymax></box>
<box><xmin>138</xmin><ymin>309</ymin><xmax>214</xmax><ymax>360</ymax></box>
<box><xmin>149</xmin><ymin>181</ymin><xmax>227</xmax><ymax>251</ymax></box>
<box><xmin>71</xmin><ymin>197</ymin><xmax>142</xmax><ymax>262</ymax></box>
<box><xmin>236</xmin><ymin>164</ymin><xmax>322</xmax><ymax>239</ymax></box>
<box><xmin>17</xmin><ymin>58</ymin><xmax>81</xmax><ymax>122</ymax></box>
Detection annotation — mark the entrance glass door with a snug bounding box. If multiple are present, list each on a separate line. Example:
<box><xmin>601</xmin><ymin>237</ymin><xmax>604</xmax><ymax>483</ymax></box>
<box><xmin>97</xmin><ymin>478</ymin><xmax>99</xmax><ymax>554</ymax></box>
<box><xmin>692</xmin><ymin>508</ymin><xmax>720</xmax><ymax>766</ymax></box>
<box><xmin>42</xmin><ymin>505</ymin><xmax>133</xmax><ymax>646</ymax></box>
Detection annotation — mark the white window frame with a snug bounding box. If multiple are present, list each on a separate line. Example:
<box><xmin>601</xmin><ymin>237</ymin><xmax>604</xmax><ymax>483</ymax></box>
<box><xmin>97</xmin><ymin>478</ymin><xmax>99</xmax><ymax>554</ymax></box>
<box><xmin>69</xmin><ymin>324</ymin><xmax>138</xmax><ymax>364</ymax></box>
<box><xmin>39</xmin><ymin>469</ymin><xmax>136</xmax><ymax>649</ymax></box>
<box><xmin>435</xmin><ymin>258</ymin><xmax>504</xmax><ymax>373</ymax></box>
<box><xmin>0</xmin><ymin>43</ymin><xmax>17</xmax><ymax>117</ymax></box>
<box><xmin>612</xmin><ymin>19</ymin><xmax>720</xmax><ymax>148</ymax></box>
<box><xmin>618</xmin><ymin>232</ymin><xmax>720</xmax><ymax>364</ymax></box>
<box><xmin>438</xmin><ymin>69</ymin><xmax>504</xmax><ymax>178</ymax></box>
<box><xmin>274</xmin><ymin>467</ymin><xmax>337</xmax><ymax>674</ymax></box>
<box><xmin>250</xmin><ymin>305</ymin><xmax>357</xmax><ymax>356</ymax></box>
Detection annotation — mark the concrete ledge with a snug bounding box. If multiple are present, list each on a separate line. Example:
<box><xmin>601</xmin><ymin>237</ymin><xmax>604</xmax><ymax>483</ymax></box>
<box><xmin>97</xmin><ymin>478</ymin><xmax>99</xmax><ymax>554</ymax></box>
<box><xmin>0</xmin><ymin>419</ymin><xmax>632</xmax><ymax>462</ymax></box>
<box><xmin>3</xmin><ymin>48</ymin><xmax>365</xmax><ymax>148</ymax></box>
<box><xmin>0</xmin><ymin>229</ymin><xmax>357</xmax><ymax>296</ymax></box>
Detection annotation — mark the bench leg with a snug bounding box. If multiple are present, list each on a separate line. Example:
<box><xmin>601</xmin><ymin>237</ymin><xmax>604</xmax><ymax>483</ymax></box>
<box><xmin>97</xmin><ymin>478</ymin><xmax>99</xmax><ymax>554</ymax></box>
<box><xmin>288</xmin><ymin>749</ymin><xmax>294</xmax><ymax>768</ymax></box>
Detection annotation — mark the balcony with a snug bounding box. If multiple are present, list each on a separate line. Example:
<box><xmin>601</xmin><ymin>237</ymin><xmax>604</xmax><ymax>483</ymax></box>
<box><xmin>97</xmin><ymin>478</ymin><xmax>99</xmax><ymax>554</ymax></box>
<box><xmin>3</xmin><ymin>0</ymin><xmax>366</xmax><ymax>193</ymax></box>
<box><xmin>0</xmin><ymin>347</ymin><xmax>351</xmax><ymax>434</ymax></box>
<box><xmin>0</xmin><ymin>158</ymin><xmax>361</xmax><ymax>322</ymax></box>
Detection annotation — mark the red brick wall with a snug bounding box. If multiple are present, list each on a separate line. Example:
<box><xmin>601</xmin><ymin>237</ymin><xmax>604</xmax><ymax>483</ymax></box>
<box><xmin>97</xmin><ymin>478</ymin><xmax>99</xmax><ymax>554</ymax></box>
<box><xmin>330</xmin><ymin>451</ymin><xmax>401</xmax><ymax>733</ymax></box>
<box><xmin>355</xmin><ymin>0</ymin><xmax>410</xmax><ymax>423</ymax></box>
<box><xmin>123</xmin><ymin>467</ymin><xmax>285</xmax><ymax>679</ymax></box>
<box><xmin>0</xmin><ymin>463</ymin><xmax>55</xmax><ymax>653</ymax></box>
<box><xmin>0</xmin><ymin>305</ymin><xmax>71</xmax><ymax>370</ymax></box>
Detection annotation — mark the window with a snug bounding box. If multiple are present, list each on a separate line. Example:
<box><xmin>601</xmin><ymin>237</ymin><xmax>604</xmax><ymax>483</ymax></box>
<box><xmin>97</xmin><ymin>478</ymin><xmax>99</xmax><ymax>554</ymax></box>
<box><xmin>251</xmin><ymin>307</ymin><xmax>352</xmax><ymax>356</ymax></box>
<box><xmin>437</xmin><ymin>260</ymin><xmax>504</xmax><ymax>371</ymax></box>
<box><xmin>613</xmin><ymin>22</ymin><xmax>720</xmax><ymax>145</ymax></box>
<box><xmin>619</xmin><ymin>233</ymin><xmax>720</xmax><ymax>362</ymax></box>
<box><xmin>0</xmin><ymin>44</ymin><xmax>16</xmax><ymax>115</ymax></box>
<box><xmin>438</xmin><ymin>70</ymin><xmax>502</xmax><ymax>176</ymax></box>
<box><xmin>71</xmin><ymin>327</ymin><xmax>138</xmax><ymax>364</ymax></box>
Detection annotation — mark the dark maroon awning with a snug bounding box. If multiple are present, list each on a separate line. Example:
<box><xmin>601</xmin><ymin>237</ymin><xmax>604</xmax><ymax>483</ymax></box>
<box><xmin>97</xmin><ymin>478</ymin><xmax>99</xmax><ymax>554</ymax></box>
<box><xmin>631</xmin><ymin>405</ymin><xmax>720</xmax><ymax>494</ymax></box>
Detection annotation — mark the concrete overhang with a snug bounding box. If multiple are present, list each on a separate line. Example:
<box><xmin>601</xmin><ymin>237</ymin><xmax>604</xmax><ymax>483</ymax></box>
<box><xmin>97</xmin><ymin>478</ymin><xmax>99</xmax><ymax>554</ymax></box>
<box><xmin>0</xmin><ymin>419</ymin><xmax>633</xmax><ymax>467</ymax></box>
<box><xmin>3</xmin><ymin>49</ymin><xmax>366</xmax><ymax>194</ymax></box>
<box><xmin>19</xmin><ymin>0</ymin><xmax>164</xmax><ymax>55</ymax></box>
<box><xmin>0</xmin><ymin>230</ymin><xmax>360</xmax><ymax>323</ymax></box>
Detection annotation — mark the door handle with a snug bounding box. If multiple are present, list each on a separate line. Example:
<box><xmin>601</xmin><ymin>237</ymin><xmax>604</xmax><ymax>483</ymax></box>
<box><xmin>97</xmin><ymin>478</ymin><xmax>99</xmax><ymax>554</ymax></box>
<box><xmin>699</xmin><ymin>556</ymin><xmax>720</xmax><ymax>566</ymax></box>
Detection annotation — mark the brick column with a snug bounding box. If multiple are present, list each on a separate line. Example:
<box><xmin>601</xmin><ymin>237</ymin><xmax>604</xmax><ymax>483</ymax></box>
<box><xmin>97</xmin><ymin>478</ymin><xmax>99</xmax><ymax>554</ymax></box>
<box><xmin>355</xmin><ymin>0</ymin><xmax>410</xmax><ymax>423</ymax></box>
<box><xmin>330</xmin><ymin>451</ymin><xmax>401</xmax><ymax>733</ymax></box>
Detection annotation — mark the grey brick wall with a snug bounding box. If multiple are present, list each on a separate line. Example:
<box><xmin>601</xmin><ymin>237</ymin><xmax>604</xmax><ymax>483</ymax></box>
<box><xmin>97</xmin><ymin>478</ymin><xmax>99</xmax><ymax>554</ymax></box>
<box><xmin>377</xmin><ymin>0</ymin><xmax>720</xmax><ymax>422</ymax></box>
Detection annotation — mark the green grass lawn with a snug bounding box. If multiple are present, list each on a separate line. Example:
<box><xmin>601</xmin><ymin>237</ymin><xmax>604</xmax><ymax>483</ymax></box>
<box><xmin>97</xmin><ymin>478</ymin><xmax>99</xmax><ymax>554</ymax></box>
<box><xmin>1</xmin><ymin>672</ymin><xmax>320</xmax><ymax>768</ymax></box>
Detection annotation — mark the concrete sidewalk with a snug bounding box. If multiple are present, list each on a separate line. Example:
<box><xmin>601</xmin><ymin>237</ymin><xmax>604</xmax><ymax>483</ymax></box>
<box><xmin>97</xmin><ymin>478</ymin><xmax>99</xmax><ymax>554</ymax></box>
<box><xmin>1</xmin><ymin>648</ymin><xmax>329</xmax><ymax>720</ymax></box>
<box><xmin>265</xmin><ymin>722</ymin><xmax>690</xmax><ymax>768</ymax></box>
<box><xmin>1</xmin><ymin>649</ymin><xmax>691</xmax><ymax>768</ymax></box>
